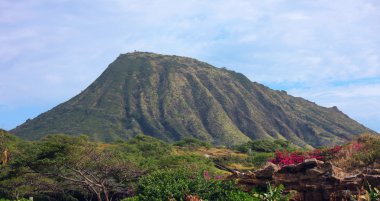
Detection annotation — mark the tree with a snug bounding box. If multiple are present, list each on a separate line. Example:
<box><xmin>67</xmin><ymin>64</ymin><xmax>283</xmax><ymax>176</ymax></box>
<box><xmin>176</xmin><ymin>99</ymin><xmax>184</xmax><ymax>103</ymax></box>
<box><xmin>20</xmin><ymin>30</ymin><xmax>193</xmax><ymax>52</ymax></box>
<box><xmin>26</xmin><ymin>135</ymin><xmax>143</xmax><ymax>201</ymax></box>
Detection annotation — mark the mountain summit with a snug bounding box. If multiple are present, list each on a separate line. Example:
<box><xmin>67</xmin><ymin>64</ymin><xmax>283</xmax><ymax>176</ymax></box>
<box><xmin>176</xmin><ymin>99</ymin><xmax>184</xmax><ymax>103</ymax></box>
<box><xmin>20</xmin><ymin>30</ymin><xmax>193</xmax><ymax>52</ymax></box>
<box><xmin>11</xmin><ymin>52</ymin><xmax>375</xmax><ymax>147</ymax></box>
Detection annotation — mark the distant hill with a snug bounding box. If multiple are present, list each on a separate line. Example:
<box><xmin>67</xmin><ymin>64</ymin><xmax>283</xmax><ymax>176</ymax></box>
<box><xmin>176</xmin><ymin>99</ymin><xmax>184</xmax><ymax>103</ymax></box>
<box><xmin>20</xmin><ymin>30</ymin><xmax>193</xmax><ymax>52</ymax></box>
<box><xmin>11</xmin><ymin>52</ymin><xmax>376</xmax><ymax>147</ymax></box>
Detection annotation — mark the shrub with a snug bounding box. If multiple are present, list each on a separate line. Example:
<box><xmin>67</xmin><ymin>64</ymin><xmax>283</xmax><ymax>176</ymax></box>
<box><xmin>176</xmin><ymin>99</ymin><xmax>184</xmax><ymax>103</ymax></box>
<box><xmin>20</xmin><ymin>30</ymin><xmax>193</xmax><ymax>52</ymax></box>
<box><xmin>332</xmin><ymin>134</ymin><xmax>380</xmax><ymax>170</ymax></box>
<box><xmin>128</xmin><ymin>169</ymin><xmax>255</xmax><ymax>201</ymax></box>
<box><xmin>252</xmin><ymin>183</ymin><xmax>292</xmax><ymax>201</ymax></box>
<box><xmin>309</xmin><ymin>145</ymin><xmax>342</xmax><ymax>161</ymax></box>
<box><xmin>111</xmin><ymin>135</ymin><xmax>174</xmax><ymax>170</ymax></box>
<box><xmin>367</xmin><ymin>183</ymin><xmax>380</xmax><ymax>201</ymax></box>
<box><xmin>270</xmin><ymin>145</ymin><xmax>343</xmax><ymax>166</ymax></box>
<box><xmin>235</xmin><ymin>139</ymin><xmax>296</xmax><ymax>154</ymax></box>
<box><xmin>269</xmin><ymin>150</ymin><xmax>306</xmax><ymax>166</ymax></box>
<box><xmin>355</xmin><ymin>134</ymin><xmax>380</xmax><ymax>165</ymax></box>
<box><xmin>247</xmin><ymin>152</ymin><xmax>274</xmax><ymax>167</ymax></box>
<box><xmin>236</xmin><ymin>140</ymin><xmax>280</xmax><ymax>153</ymax></box>
<box><xmin>158</xmin><ymin>154</ymin><xmax>215</xmax><ymax>171</ymax></box>
<box><xmin>174</xmin><ymin>138</ymin><xmax>211</xmax><ymax>149</ymax></box>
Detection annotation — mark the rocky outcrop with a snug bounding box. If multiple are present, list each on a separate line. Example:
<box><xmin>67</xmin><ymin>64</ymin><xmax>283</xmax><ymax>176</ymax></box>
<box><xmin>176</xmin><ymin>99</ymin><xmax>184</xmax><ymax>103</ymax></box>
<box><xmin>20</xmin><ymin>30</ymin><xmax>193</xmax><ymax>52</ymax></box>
<box><xmin>229</xmin><ymin>159</ymin><xmax>380</xmax><ymax>201</ymax></box>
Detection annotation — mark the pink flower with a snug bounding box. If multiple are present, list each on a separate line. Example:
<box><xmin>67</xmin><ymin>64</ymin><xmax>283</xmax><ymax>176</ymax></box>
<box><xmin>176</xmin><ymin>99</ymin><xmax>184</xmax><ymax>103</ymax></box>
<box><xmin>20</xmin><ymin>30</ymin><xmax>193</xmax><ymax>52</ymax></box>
<box><xmin>352</xmin><ymin>142</ymin><xmax>362</xmax><ymax>150</ymax></box>
<box><xmin>203</xmin><ymin>171</ymin><xmax>211</xmax><ymax>180</ymax></box>
<box><xmin>215</xmin><ymin>175</ymin><xmax>222</xmax><ymax>180</ymax></box>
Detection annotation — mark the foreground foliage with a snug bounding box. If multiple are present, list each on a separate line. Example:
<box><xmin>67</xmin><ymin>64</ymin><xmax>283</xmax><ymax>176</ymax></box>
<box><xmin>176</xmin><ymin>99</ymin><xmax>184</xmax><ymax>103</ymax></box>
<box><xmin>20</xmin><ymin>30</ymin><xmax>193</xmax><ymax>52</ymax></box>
<box><xmin>1</xmin><ymin>132</ymin><xmax>248</xmax><ymax>200</ymax></box>
<box><xmin>2</xmin><ymin>129</ymin><xmax>379</xmax><ymax>200</ymax></box>
<box><xmin>252</xmin><ymin>183</ymin><xmax>292</xmax><ymax>201</ymax></box>
<box><xmin>267</xmin><ymin>134</ymin><xmax>380</xmax><ymax>167</ymax></box>
<box><xmin>123</xmin><ymin>170</ymin><xmax>291</xmax><ymax>201</ymax></box>
<box><xmin>0</xmin><ymin>132</ymin><xmax>218</xmax><ymax>200</ymax></box>
<box><xmin>229</xmin><ymin>139</ymin><xmax>297</xmax><ymax>168</ymax></box>
<box><xmin>269</xmin><ymin>145</ymin><xmax>342</xmax><ymax>167</ymax></box>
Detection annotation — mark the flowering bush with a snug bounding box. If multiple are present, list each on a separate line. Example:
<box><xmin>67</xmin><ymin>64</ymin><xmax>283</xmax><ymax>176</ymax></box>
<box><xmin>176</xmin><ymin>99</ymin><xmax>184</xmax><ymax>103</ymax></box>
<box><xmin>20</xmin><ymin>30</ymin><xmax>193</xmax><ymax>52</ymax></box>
<box><xmin>269</xmin><ymin>150</ymin><xmax>306</xmax><ymax>166</ymax></box>
<box><xmin>203</xmin><ymin>171</ymin><xmax>222</xmax><ymax>180</ymax></box>
<box><xmin>310</xmin><ymin>145</ymin><xmax>342</xmax><ymax>161</ymax></box>
<box><xmin>270</xmin><ymin>145</ymin><xmax>347</xmax><ymax>167</ymax></box>
<box><xmin>352</xmin><ymin>142</ymin><xmax>363</xmax><ymax>151</ymax></box>
<box><xmin>331</xmin><ymin>135</ymin><xmax>379</xmax><ymax>170</ymax></box>
<box><xmin>203</xmin><ymin>171</ymin><xmax>211</xmax><ymax>180</ymax></box>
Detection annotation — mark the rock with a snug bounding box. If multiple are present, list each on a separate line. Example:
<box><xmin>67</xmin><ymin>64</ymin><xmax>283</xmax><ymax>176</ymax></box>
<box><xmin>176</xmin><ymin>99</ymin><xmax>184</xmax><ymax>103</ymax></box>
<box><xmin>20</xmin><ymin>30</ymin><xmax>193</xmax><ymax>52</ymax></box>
<box><xmin>232</xmin><ymin>158</ymin><xmax>380</xmax><ymax>201</ymax></box>
<box><xmin>298</xmin><ymin>158</ymin><xmax>319</xmax><ymax>171</ymax></box>
<box><xmin>305</xmin><ymin>168</ymin><xmax>324</xmax><ymax>176</ymax></box>
<box><xmin>278</xmin><ymin>159</ymin><xmax>320</xmax><ymax>174</ymax></box>
<box><xmin>367</xmin><ymin>168</ymin><xmax>380</xmax><ymax>175</ymax></box>
<box><xmin>255</xmin><ymin>162</ymin><xmax>279</xmax><ymax>179</ymax></box>
<box><xmin>364</xmin><ymin>175</ymin><xmax>380</xmax><ymax>187</ymax></box>
<box><xmin>278</xmin><ymin>164</ymin><xmax>297</xmax><ymax>174</ymax></box>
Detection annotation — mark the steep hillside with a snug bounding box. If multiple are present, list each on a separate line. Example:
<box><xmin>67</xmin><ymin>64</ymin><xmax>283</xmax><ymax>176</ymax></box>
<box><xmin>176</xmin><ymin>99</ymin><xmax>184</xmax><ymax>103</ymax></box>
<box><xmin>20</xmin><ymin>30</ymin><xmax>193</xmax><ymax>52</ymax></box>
<box><xmin>11</xmin><ymin>52</ymin><xmax>375</xmax><ymax>147</ymax></box>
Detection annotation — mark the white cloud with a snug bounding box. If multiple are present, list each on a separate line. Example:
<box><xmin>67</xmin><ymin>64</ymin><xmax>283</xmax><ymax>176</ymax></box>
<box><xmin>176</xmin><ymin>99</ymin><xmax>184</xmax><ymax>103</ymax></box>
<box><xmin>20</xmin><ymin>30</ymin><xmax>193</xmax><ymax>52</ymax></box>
<box><xmin>238</xmin><ymin>34</ymin><xmax>258</xmax><ymax>43</ymax></box>
<box><xmin>0</xmin><ymin>1</ymin><xmax>38</xmax><ymax>24</ymax></box>
<box><xmin>283</xmin><ymin>12</ymin><xmax>311</xmax><ymax>21</ymax></box>
<box><xmin>0</xmin><ymin>0</ymin><xmax>379</xmax><ymax>131</ymax></box>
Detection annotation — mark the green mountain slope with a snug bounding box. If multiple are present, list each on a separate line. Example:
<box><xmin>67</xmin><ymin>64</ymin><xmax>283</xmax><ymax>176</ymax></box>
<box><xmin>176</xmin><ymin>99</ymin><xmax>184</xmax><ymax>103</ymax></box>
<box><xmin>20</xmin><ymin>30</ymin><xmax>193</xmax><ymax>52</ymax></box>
<box><xmin>11</xmin><ymin>52</ymin><xmax>376</xmax><ymax>147</ymax></box>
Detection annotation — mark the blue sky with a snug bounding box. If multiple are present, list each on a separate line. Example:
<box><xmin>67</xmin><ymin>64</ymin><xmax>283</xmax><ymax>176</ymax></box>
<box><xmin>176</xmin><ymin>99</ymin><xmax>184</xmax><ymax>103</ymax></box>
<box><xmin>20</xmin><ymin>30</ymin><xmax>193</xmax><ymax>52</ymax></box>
<box><xmin>0</xmin><ymin>0</ymin><xmax>379</xmax><ymax>133</ymax></box>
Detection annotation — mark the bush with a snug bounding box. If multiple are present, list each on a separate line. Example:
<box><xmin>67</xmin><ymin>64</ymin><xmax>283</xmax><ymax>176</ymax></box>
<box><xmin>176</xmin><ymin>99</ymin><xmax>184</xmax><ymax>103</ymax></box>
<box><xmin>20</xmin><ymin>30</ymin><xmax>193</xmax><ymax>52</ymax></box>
<box><xmin>128</xmin><ymin>169</ymin><xmax>255</xmax><ymax>201</ymax></box>
<box><xmin>355</xmin><ymin>134</ymin><xmax>380</xmax><ymax>165</ymax></box>
<box><xmin>332</xmin><ymin>134</ymin><xmax>380</xmax><ymax>170</ymax></box>
<box><xmin>269</xmin><ymin>150</ymin><xmax>306</xmax><ymax>166</ymax></box>
<box><xmin>111</xmin><ymin>135</ymin><xmax>173</xmax><ymax>170</ymax></box>
<box><xmin>174</xmin><ymin>138</ymin><xmax>211</xmax><ymax>149</ymax></box>
<box><xmin>364</xmin><ymin>182</ymin><xmax>380</xmax><ymax>201</ymax></box>
<box><xmin>252</xmin><ymin>183</ymin><xmax>292</xmax><ymax>201</ymax></box>
<box><xmin>159</xmin><ymin>154</ymin><xmax>215</xmax><ymax>171</ymax></box>
<box><xmin>247</xmin><ymin>152</ymin><xmax>275</xmax><ymax>167</ymax></box>
<box><xmin>270</xmin><ymin>145</ymin><xmax>344</xmax><ymax>167</ymax></box>
<box><xmin>235</xmin><ymin>139</ymin><xmax>294</xmax><ymax>154</ymax></box>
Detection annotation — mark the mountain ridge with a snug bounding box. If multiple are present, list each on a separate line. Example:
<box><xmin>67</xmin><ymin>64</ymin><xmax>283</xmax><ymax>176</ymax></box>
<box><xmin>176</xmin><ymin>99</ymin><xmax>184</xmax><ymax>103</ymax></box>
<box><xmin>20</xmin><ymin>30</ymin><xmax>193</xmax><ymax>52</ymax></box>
<box><xmin>11</xmin><ymin>52</ymin><xmax>376</xmax><ymax>147</ymax></box>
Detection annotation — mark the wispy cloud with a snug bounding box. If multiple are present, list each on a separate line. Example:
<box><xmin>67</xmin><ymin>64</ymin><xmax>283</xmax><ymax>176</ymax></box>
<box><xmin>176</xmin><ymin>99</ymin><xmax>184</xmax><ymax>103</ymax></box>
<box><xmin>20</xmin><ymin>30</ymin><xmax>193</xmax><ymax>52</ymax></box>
<box><xmin>0</xmin><ymin>0</ymin><xmax>379</xmax><ymax>132</ymax></box>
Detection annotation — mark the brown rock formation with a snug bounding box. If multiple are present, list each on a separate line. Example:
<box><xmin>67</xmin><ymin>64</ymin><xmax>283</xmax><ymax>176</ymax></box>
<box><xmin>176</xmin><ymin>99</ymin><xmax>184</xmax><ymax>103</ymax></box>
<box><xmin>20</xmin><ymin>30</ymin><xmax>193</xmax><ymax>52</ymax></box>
<box><xmin>229</xmin><ymin>159</ymin><xmax>380</xmax><ymax>201</ymax></box>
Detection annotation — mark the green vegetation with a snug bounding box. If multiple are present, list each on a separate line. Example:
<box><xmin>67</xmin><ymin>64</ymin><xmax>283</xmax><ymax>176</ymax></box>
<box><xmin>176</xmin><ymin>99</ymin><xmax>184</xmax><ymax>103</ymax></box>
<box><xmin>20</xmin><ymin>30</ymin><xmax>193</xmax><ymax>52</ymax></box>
<box><xmin>124</xmin><ymin>169</ymin><xmax>294</xmax><ymax>201</ymax></box>
<box><xmin>235</xmin><ymin>139</ymin><xmax>294</xmax><ymax>153</ymax></box>
<box><xmin>229</xmin><ymin>139</ymin><xmax>298</xmax><ymax>168</ymax></box>
<box><xmin>3</xmin><ymin>127</ymin><xmax>380</xmax><ymax>200</ymax></box>
<box><xmin>125</xmin><ymin>169</ymin><xmax>251</xmax><ymax>201</ymax></box>
<box><xmin>173</xmin><ymin>137</ymin><xmax>212</xmax><ymax>149</ymax></box>
<box><xmin>11</xmin><ymin>52</ymin><xmax>375</xmax><ymax>147</ymax></box>
<box><xmin>252</xmin><ymin>183</ymin><xmax>292</xmax><ymax>201</ymax></box>
<box><xmin>1</xmin><ymin>130</ymin><xmax>299</xmax><ymax>201</ymax></box>
<box><xmin>367</xmin><ymin>182</ymin><xmax>380</xmax><ymax>201</ymax></box>
<box><xmin>351</xmin><ymin>182</ymin><xmax>380</xmax><ymax>201</ymax></box>
<box><xmin>353</xmin><ymin>134</ymin><xmax>380</xmax><ymax>165</ymax></box>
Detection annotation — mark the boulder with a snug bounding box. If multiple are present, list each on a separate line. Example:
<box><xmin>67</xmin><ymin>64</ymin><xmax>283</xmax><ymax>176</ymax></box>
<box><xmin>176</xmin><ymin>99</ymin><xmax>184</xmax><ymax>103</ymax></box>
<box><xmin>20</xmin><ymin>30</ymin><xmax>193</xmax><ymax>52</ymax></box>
<box><xmin>231</xmin><ymin>159</ymin><xmax>380</xmax><ymax>201</ymax></box>
<box><xmin>255</xmin><ymin>162</ymin><xmax>279</xmax><ymax>179</ymax></box>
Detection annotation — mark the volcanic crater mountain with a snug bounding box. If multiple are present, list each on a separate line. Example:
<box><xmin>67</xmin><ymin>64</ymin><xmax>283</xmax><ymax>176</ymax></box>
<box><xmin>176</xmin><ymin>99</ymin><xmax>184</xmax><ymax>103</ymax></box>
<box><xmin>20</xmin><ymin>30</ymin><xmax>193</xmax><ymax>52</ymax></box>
<box><xmin>11</xmin><ymin>52</ymin><xmax>375</xmax><ymax>147</ymax></box>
